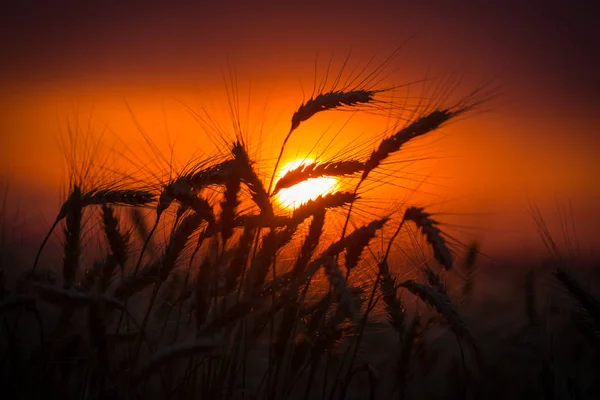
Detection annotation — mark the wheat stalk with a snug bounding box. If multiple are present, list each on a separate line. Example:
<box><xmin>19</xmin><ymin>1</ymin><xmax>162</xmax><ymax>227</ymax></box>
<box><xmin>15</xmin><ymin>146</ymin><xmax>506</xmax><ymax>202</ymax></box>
<box><xmin>272</xmin><ymin>160</ymin><xmax>364</xmax><ymax>195</ymax></box>
<box><xmin>398</xmin><ymin>280</ymin><xmax>479</xmax><ymax>360</ymax></box>
<box><xmin>268</xmin><ymin>89</ymin><xmax>381</xmax><ymax>197</ymax></box>
<box><xmin>179</xmin><ymin>159</ymin><xmax>235</xmax><ymax>190</ymax></box>
<box><xmin>290</xmin><ymin>210</ymin><xmax>326</xmax><ymax>279</ymax></box>
<box><xmin>291</xmin><ymin>90</ymin><xmax>377</xmax><ymax>131</ymax></box>
<box><xmin>82</xmin><ymin>189</ymin><xmax>155</xmax><ymax>207</ymax></box>
<box><xmin>232</xmin><ymin>142</ymin><xmax>274</xmax><ymax>220</ymax></box>
<box><xmin>220</xmin><ymin>169</ymin><xmax>241</xmax><ymax>243</ymax></box>
<box><xmin>289</xmin><ymin>191</ymin><xmax>356</xmax><ymax>228</ymax></box>
<box><xmin>158</xmin><ymin>181</ymin><xmax>215</xmax><ymax>224</ymax></box>
<box><xmin>378</xmin><ymin>259</ymin><xmax>405</xmax><ymax>336</ymax></box>
<box><xmin>323</xmin><ymin>256</ymin><xmax>358</xmax><ymax>319</ymax></box>
<box><xmin>224</xmin><ymin>221</ymin><xmax>257</xmax><ymax>293</ymax></box>
<box><xmin>62</xmin><ymin>186</ymin><xmax>83</xmax><ymax>289</ymax></box>
<box><xmin>423</xmin><ymin>265</ymin><xmax>446</xmax><ymax>294</ymax></box>
<box><xmin>403</xmin><ymin>206</ymin><xmax>453</xmax><ymax>270</ymax></box>
<box><xmin>101</xmin><ymin>205</ymin><xmax>129</xmax><ymax>273</ymax></box>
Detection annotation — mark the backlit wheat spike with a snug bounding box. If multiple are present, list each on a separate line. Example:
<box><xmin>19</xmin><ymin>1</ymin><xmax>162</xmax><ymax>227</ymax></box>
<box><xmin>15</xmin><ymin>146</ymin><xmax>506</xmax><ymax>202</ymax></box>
<box><xmin>295</xmin><ymin>218</ymin><xmax>389</xmax><ymax>288</ymax></box>
<box><xmin>32</xmin><ymin>187</ymin><xmax>153</xmax><ymax>275</ymax></box>
<box><xmin>403</xmin><ymin>206</ymin><xmax>453</xmax><ymax>270</ymax></box>
<box><xmin>362</xmin><ymin>109</ymin><xmax>456</xmax><ymax>182</ymax></box>
<box><xmin>323</xmin><ymin>256</ymin><xmax>358</xmax><ymax>319</ymax></box>
<box><xmin>245</xmin><ymin>228</ymin><xmax>294</xmax><ymax>294</ymax></box>
<box><xmin>291</xmin><ymin>90</ymin><xmax>376</xmax><ymax>132</ymax></box>
<box><xmin>114</xmin><ymin>212</ymin><xmax>205</xmax><ymax>300</ymax></box>
<box><xmin>158</xmin><ymin>181</ymin><xmax>215</xmax><ymax>224</ymax></box>
<box><xmin>181</xmin><ymin>159</ymin><xmax>235</xmax><ymax>190</ymax></box>
<box><xmin>290</xmin><ymin>210</ymin><xmax>325</xmax><ymax>279</ymax></box>
<box><xmin>423</xmin><ymin>265</ymin><xmax>447</xmax><ymax>294</ymax></box>
<box><xmin>272</xmin><ymin>160</ymin><xmax>364</xmax><ymax>195</ymax></box>
<box><xmin>220</xmin><ymin>170</ymin><xmax>241</xmax><ymax>243</ymax></box>
<box><xmin>268</xmin><ymin>90</ymin><xmax>378</xmax><ymax>196</ymax></box>
<box><xmin>80</xmin><ymin>255</ymin><xmax>117</xmax><ymax>293</ymax></box>
<box><xmin>378</xmin><ymin>259</ymin><xmax>405</xmax><ymax>336</ymax></box>
<box><xmin>344</xmin><ymin>216</ymin><xmax>383</xmax><ymax>274</ymax></box>
<box><xmin>82</xmin><ymin>189</ymin><xmax>155</xmax><ymax>207</ymax></box>
<box><xmin>101</xmin><ymin>205</ymin><xmax>129</xmax><ymax>271</ymax></box>
<box><xmin>224</xmin><ymin>221</ymin><xmax>257</xmax><ymax>292</ymax></box>
<box><xmin>129</xmin><ymin>207</ymin><xmax>157</xmax><ymax>257</ymax></box>
<box><xmin>290</xmin><ymin>192</ymin><xmax>356</xmax><ymax>227</ymax></box>
<box><xmin>399</xmin><ymin>280</ymin><xmax>479</xmax><ymax>357</ymax></box>
<box><xmin>160</xmin><ymin>211</ymin><xmax>206</xmax><ymax>280</ymax></box>
<box><xmin>323</xmin><ymin>217</ymin><xmax>389</xmax><ymax>260</ymax></box>
<box><xmin>231</xmin><ymin>142</ymin><xmax>274</xmax><ymax>219</ymax></box>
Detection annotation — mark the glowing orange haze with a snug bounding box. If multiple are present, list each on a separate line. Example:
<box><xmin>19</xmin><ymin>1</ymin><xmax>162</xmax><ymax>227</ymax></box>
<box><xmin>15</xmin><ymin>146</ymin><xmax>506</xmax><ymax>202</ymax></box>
<box><xmin>1</xmin><ymin>1</ymin><xmax>599</xmax><ymax>266</ymax></box>
<box><xmin>4</xmin><ymin>31</ymin><xmax>600</xmax><ymax>271</ymax></box>
<box><xmin>2</xmin><ymin>76</ymin><xmax>599</xmax><ymax>263</ymax></box>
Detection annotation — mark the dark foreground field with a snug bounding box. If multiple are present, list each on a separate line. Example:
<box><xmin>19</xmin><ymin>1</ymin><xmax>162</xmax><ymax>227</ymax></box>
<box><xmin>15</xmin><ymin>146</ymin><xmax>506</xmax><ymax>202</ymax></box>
<box><xmin>1</xmin><ymin>167</ymin><xmax>598</xmax><ymax>400</ymax></box>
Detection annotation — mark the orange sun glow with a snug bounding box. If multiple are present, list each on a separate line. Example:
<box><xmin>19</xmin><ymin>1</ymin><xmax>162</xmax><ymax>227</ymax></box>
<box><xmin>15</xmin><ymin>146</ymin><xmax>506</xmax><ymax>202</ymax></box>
<box><xmin>275</xmin><ymin>159</ymin><xmax>339</xmax><ymax>210</ymax></box>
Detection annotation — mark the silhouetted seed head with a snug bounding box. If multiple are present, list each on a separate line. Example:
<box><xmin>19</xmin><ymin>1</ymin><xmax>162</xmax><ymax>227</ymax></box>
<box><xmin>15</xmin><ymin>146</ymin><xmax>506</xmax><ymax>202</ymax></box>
<box><xmin>297</xmin><ymin>218</ymin><xmax>389</xmax><ymax>286</ymax></box>
<box><xmin>344</xmin><ymin>219</ymin><xmax>382</xmax><ymax>273</ymax></box>
<box><xmin>399</xmin><ymin>280</ymin><xmax>479</xmax><ymax>357</ymax></box>
<box><xmin>379</xmin><ymin>259</ymin><xmax>405</xmax><ymax>335</ymax></box>
<box><xmin>273</xmin><ymin>160</ymin><xmax>364</xmax><ymax>195</ymax></box>
<box><xmin>161</xmin><ymin>211</ymin><xmax>206</xmax><ymax>279</ymax></box>
<box><xmin>225</xmin><ymin>221</ymin><xmax>257</xmax><ymax>292</ymax></box>
<box><xmin>231</xmin><ymin>142</ymin><xmax>273</xmax><ymax>219</ymax></box>
<box><xmin>323</xmin><ymin>256</ymin><xmax>358</xmax><ymax>319</ymax></box>
<box><xmin>325</xmin><ymin>217</ymin><xmax>390</xmax><ymax>259</ymax></box>
<box><xmin>423</xmin><ymin>265</ymin><xmax>446</xmax><ymax>294</ymax></box>
<box><xmin>83</xmin><ymin>189</ymin><xmax>155</xmax><ymax>207</ymax></box>
<box><xmin>291</xmin><ymin>210</ymin><xmax>326</xmax><ymax>279</ymax></box>
<box><xmin>245</xmin><ymin>228</ymin><xmax>294</xmax><ymax>294</ymax></box>
<box><xmin>80</xmin><ymin>255</ymin><xmax>117</xmax><ymax>293</ymax></box>
<box><xmin>403</xmin><ymin>206</ymin><xmax>453</xmax><ymax>270</ymax></box>
<box><xmin>291</xmin><ymin>90</ymin><xmax>375</xmax><ymax>131</ymax></box>
<box><xmin>220</xmin><ymin>171</ymin><xmax>241</xmax><ymax>243</ymax></box>
<box><xmin>362</xmin><ymin>109</ymin><xmax>454</xmax><ymax>181</ymax></box>
<box><xmin>290</xmin><ymin>192</ymin><xmax>357</xmax><ymax>227</ymax></box>
<box><xmin>101</xmin><ymin>205</ymin><xmax>129</xmax><ymax>270</ymax></box>
<box><xmin>159</xmin><ymin>181</ymin><xmax>215</xmax><ymax>224</ymax></box>
<box><xmin>186</xmin><ymin>159</ymin><xmax>235</xmax><ymax>190</ymax></box>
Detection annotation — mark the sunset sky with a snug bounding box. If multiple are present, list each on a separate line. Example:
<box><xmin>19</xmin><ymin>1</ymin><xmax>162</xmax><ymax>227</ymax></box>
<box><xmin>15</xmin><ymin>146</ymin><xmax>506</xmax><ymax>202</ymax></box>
<box><xmin>1</xmin><ymin>1</ymin><xmax>599</xmax><ymax>262</ymax></box>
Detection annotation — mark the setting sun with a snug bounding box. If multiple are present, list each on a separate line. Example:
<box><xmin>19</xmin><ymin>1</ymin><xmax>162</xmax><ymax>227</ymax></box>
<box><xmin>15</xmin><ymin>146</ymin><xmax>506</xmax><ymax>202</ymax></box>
<box><xmin>275</xmin><ymin>159</ymin><xmax>339</xmax><ymax>210</ymax></box>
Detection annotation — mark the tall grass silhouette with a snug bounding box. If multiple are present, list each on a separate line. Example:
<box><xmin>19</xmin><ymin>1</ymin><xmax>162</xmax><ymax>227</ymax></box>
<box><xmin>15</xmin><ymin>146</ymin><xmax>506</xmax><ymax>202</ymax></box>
<box><xmin>1</xmin><ymin>53</ymin><xmax>599</xmax><ymax>400</ymax></box>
